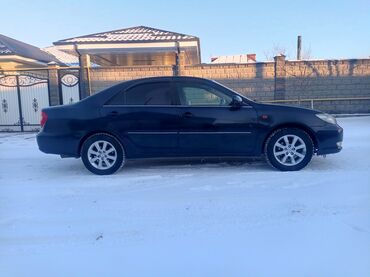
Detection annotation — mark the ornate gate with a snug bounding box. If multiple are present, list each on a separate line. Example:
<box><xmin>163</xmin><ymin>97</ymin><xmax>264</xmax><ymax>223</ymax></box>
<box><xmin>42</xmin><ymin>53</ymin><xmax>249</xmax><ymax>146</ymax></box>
<box><xmin>0</xmin><ymin>73</ymin><xmax>50</xmax><ymax>132</ymax></box>
<box><xmin>59</xmin><ymin>70</ymin><xmax>80</xmax><ymax>105</ymax></box>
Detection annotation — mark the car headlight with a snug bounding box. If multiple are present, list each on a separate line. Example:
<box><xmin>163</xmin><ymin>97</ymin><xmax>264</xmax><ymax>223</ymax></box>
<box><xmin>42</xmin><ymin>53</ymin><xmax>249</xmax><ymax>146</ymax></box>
<box><xmin>316</xmin><ymin>113</ymin><xmax>337</xmax><ymax>125</ymax></box>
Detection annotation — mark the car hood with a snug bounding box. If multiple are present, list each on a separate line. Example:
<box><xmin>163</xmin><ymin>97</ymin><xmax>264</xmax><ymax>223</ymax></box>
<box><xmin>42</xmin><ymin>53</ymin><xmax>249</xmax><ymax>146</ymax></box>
<box><xmin>253</xmin><ymin>102</ymin><xmax>320</xmax><ymax>114</ymax></box>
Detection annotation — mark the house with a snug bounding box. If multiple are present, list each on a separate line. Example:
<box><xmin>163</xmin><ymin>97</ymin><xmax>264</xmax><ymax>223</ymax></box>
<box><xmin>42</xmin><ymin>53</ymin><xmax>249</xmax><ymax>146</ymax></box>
<box><xmin>0</xmin><ymin>26</ymin><xmax>201</xmax><ymax>69</ymax></box>
<box><xmin>51</xmin><ymin>26</ymin><xmax>201</xmax><ymax>66</ymax></box>
<box><xmin>0</xmin><ymin>34</ymin><xmax>59</xmax><ymax>69</ymax></box>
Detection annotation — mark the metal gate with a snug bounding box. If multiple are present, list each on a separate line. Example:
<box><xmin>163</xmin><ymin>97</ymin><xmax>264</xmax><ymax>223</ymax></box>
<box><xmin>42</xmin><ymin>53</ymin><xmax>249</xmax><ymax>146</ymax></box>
<box><xmin>59</xmin><ymin>70</ymin><xmax>80</xmax><ymax>105</ymax></box>
<box><xmin>0</xmin><ymin>73</ymin><xmax>50</xmax><ymax>132</ymax></box>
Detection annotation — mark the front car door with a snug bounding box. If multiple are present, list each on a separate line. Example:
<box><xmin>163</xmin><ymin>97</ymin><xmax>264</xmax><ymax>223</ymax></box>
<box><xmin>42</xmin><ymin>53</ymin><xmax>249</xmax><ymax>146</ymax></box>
<box><xmin>175</xmin><ymin>79</ymin><xmax>258</xmax><ymax>156</ymax></box>
<box><xmin>101</xmin><ymin>80</ymin><xmax>179</xmax><ymax>158</ymax></box>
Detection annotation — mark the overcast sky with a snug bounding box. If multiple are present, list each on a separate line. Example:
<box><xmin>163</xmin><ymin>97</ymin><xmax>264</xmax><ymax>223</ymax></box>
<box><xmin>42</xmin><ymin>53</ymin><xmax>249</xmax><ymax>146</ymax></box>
<box><xmin>1</xmin><ymin>0</ymin><xmax>369</xmax><ymax>62</ymax></box>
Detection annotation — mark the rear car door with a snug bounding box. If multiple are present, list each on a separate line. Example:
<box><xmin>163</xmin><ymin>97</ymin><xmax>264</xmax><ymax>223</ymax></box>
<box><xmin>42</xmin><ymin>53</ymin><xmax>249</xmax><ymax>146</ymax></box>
<box><xmin>175</xmin><ymin>80</ymin><xmax>258</xmax><ymax>156</ymax></box>
<box><xmin>101</xmin><ymin>81</ymin><xmax>180</xmax><ymax>157</ymax></box>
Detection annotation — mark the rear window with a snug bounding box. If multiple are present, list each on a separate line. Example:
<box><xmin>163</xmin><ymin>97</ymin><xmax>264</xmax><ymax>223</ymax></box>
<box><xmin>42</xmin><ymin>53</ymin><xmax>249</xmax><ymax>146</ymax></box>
<box><xmin>106</xmin><ymin>82</ymin><xmax>174</xmax><ymax>105</ymax></box>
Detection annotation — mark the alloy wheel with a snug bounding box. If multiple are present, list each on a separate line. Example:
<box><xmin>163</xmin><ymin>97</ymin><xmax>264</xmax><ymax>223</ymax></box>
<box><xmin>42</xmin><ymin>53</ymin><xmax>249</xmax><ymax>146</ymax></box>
<box><xmin>273</xmin><ymin>134</ymin><xmax>307</xmax><ymax>166</ymax></box>
<box><xmin>87</xmin><ymin>140</ymin><xmax>118</xmax><ymax>170</ymax></box>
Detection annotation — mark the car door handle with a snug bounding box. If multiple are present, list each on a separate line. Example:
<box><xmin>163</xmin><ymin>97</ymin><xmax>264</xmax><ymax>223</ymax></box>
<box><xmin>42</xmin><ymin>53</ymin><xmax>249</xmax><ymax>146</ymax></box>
<box><xmin>182</xmin><ymin>112</ymin><xmax>193</xmax><ymax>118</ymax></box>
<box><xmin>108</xmin><ymin>111</ymin><xmax>119</xmax><ymax>117</ymax></box>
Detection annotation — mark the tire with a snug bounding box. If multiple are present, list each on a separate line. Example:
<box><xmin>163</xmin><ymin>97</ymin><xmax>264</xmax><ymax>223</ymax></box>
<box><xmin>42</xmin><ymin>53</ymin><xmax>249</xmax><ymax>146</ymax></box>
<box><xmin>264</xmin><ymin>128</ymin><xmax>314</xmax><ymax>171</ymax></box>
<box><xmin>81</xmin><ymin>133</ymin><xmax>125</xmax><ymax>175</ymax></box>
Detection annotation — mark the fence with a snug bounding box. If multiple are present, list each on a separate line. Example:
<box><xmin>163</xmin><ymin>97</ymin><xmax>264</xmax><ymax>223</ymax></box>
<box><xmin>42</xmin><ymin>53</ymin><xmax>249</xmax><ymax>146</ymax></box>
<box><xmin>262</xmin><ymin>97</ymin><xmax>370</xmax><ymax>114</ymax></box>
<box><xmin>1</xmin><ymin>56</ymin><xmax>370</xmax><ymax>132</ymax></box>
<box><xmin>0</xmin><ymin>72</ymin><xmax>49</xmax><ymax>131</ymax></box>
<box><xmin>0</xmin><ymin>68</ymin><xmax>80</xmax><ymax>132</ymax></box>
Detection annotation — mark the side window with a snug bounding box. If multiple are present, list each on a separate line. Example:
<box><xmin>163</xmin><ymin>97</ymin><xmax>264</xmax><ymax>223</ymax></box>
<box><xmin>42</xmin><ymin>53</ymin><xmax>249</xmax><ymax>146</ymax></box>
<box><xmin>179</xmin><ymin>84</ymin><xmax>232</xmax><ymax>106</ymax></box>
<box><xmin>106</xmin><ymin>82</ymin><xmax>174</xmax><ymax>105</ymax></box>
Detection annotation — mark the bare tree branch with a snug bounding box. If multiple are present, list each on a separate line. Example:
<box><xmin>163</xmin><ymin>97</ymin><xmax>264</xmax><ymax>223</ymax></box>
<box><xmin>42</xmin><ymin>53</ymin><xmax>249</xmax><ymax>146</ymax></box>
<box><xmin>264</xmin><ymin>44</ymin><xmax>289</xmax><ymax>61</ymax></box>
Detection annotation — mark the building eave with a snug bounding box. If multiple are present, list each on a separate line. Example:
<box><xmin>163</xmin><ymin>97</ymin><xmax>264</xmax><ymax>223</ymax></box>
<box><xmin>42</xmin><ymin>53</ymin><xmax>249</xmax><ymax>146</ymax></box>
<box><xmin>54</xmin><ymin>41</ymin><xmax>199</xmax><ymax>54</ymax></box>
<box><xmin>53</xmin><ymin>38</ymin><xmax>199</xmax><ymax>46</ymax></box>
<box><xmin>0</xmin><ymin>54</ymin><xmax>49</xmax><ymax>66</ymax></box>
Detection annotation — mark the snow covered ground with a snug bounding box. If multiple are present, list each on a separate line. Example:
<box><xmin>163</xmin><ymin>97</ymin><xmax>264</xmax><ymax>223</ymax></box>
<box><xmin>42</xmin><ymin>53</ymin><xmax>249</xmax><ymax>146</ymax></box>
<box><xmin>0</xmin><ymin>116</ymin><xmax>370</xmax><ymax>277</ymax></box>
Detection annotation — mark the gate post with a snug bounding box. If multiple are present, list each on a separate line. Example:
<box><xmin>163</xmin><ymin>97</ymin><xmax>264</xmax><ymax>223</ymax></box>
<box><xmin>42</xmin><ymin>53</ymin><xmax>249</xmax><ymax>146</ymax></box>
<box><xmin>274</xmin><ymin>55</ymin><xmax>286</xmax><ymax>100</ymax></box>
<box><xmin>47</xmin><ymin>62</ymin><xmax>61</xmax><ymax>106</ymax></box>
<box><xmin>79</xmin><ymin>54</ymin><xmax>91</xmax><ymax>99</ymax></box>
<box><xmin>15</xmin><ymin>75</ymin><xmax>24</xmax><ymax>132</ymax></box>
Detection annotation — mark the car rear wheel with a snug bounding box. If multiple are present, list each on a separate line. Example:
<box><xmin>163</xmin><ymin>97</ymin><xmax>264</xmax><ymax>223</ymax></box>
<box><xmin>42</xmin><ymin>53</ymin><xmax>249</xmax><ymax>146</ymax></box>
<box><xmin>81</xmin><ymin>133</ymin><xmax>125</xmax><ymax>175</ymax></box>
<box><xmin>265</xmin><ymin>128</ymin><xmax>314</xmax><ymax>171</ymax></box>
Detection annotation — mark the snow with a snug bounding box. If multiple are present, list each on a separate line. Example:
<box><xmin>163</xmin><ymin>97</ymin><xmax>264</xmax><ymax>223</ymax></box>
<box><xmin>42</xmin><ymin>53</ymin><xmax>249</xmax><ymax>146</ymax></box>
<box><xmin>1</xmin><ymin>117</ymin><xmax>370</xmax><ymax>277</ymax></box>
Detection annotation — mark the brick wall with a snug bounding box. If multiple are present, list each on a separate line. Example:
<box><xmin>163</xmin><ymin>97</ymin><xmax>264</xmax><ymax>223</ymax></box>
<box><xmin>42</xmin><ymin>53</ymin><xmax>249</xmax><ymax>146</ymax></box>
<box><xmin>89</xmin><ymin>65</ymin><xmax>174</xmax><ymax>94</ymax></box>
<box><xmin>70</xmin><ymin>57</ymin><xmax>370</xmax><ymax>113</ymax></box>
<box><xmin>284</xmin><ymin>59</ymin><xmax>370</xmax><ymax>98</ymax></box>
<box><xmin>283</xmin><ymin>59</ymin><xmax>370</xmax><ymax>113</ymax></box>
<box><xmin>181</xmin><ymin>62</ymin><xmax>275</xmax><ymax>101</ymax></box>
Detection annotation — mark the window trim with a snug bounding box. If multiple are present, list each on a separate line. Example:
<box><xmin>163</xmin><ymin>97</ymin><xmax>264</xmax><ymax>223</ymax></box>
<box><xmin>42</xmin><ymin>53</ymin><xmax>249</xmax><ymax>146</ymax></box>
<box><xmin>104</xmin><ymin>81</ymin><xmax>177</xmax><ymax>106</ymax></box>
<box><xmin>102</xmin><ymin>104</ymin><xmax>254</xmax><ymax>108</ymax></box>
<box><xmin>102</xmin><ymin>79</ymin><xmax>253</xmax><ymax>108</ymax></box>
<box><xmin>174</xmin><ymin>80</ymin><xmax>235</xmax><ymax>107</ymax></box>
<box><xmin>183</xmin><ymin>86</ymin><xmax>231</xmax><ymax>106</ymax></box>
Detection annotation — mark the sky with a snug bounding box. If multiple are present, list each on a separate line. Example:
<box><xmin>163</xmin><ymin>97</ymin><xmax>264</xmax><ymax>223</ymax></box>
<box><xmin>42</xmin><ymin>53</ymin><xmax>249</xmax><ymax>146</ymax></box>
<box><xmin>0</xmin><ymin>0</ymin><xmax>369</xmax><ymax>62</ymax></box>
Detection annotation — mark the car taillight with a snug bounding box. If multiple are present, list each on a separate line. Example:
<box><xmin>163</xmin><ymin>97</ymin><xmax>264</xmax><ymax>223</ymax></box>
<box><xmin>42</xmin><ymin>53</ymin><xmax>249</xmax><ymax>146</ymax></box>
<box><xmin>40</xmin><ymin>111</ymin><xmax>48</xmax><ymax>127</ymax></box>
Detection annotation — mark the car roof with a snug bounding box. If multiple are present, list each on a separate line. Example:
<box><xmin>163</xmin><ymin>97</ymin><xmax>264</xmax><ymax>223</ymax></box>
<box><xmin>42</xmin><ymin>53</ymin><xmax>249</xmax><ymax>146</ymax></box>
<box><xmin>80</xmin><ymin>76</ymin><xmax>217</xmax><ymax>106</ymax></box>
<box><xmin>130</xmin><ymin>76</ymin><xmax>212</xmax><ymax>83</ymax></box>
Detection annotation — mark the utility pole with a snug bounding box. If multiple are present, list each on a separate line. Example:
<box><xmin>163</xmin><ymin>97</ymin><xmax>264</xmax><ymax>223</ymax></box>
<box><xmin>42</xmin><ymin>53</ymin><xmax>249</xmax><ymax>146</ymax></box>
<box><xmin>297</xmin><ymin>35</ymin><xmax>302</xmax><ymax>60</ymax></box>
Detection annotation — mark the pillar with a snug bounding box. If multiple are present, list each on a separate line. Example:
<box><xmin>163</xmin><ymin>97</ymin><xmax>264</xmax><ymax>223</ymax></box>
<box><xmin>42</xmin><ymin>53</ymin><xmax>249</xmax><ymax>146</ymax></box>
<box><xmin>47</xmin><ymin>62</ymin><xmax>61</xmax><ymax>106</ymax></box>
<box><xmin>79</xmin><ymin>53</ymin><xmax>91</xmax><ymax>99</ymax></box>
<box><xmin>274</xmin><ymin>55</ymin><xmax>286</xmax><ymax>100</ymax></box>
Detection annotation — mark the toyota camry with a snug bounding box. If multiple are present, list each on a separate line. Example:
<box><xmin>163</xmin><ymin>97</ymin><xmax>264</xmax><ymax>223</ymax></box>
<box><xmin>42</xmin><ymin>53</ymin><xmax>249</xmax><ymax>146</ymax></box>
<box><xmin>37</xmin><ymin>76</ymin><xmax>343</xmax><ymax>175</ymax></box>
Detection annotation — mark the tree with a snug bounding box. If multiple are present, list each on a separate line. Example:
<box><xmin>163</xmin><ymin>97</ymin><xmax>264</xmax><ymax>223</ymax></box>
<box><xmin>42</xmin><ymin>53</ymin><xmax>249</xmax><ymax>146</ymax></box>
<box><xmin>264</xmin><ymin>44</ymin><xmax>290</xmax><ymax>61</ymax></box>
<box><xmin>271</xmin><ymin>46</ymin><xmax>318</xmax><ymax>106</ymax></box>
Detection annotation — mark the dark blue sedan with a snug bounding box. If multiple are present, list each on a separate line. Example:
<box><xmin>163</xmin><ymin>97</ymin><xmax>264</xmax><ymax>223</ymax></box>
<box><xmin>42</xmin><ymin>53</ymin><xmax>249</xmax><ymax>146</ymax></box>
<box><xmin>37</xmin><ymin>77</ymin><xmax>343</xmax><ymax>175</ymax></box>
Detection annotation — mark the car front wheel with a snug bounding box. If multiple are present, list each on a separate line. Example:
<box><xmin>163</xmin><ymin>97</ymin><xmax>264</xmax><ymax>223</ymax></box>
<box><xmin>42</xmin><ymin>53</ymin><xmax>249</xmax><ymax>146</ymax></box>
<box><xmin>265</xmin><ymin>128</ymin><xmax>314</xmax><ymax>171</ymax></box>
<box><xmin>81</xmin><ymin>133</ymin><xmax>125</xmax><ymax>175</ymax></box>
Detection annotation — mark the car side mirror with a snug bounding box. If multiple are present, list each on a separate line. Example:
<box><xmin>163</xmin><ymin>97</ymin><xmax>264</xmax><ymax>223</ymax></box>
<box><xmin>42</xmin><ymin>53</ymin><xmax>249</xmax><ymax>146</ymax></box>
<box><xmin>231</xmin><ymin>95</ymin><xmax>243</xmax><ymax>107</ymax></box>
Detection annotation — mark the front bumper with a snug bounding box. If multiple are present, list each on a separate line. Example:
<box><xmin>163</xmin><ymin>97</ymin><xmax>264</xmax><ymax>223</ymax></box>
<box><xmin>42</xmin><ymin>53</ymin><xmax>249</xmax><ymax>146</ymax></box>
<box><xmin>314</xmin><ymin>124</ymin><xmax>343</xmax><ymax>155</ymax></box>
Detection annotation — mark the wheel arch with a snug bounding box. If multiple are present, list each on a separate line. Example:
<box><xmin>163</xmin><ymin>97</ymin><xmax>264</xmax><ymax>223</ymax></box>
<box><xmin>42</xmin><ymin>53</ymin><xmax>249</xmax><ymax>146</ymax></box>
<box><xmin>261</xmin><ymin>123</ymin><xmax>318</xmax><ymax>154</ymax></box>
<box><xmin>78</xmin><ymin>130</ymin><xmax>123</xmax><ymax>157</ymax></box>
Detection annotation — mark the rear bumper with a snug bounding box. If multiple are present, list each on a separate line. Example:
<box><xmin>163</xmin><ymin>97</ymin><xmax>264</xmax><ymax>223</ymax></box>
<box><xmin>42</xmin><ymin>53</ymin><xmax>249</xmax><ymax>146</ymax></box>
<box><xmin>36</xmin><ymin>131</ymin><xmax>80</xmax><ymax>157</ymax></box>
<box><xmin>314</xmin><ymin>124</ymin><xmax>343</xmax><ymax>155</ymax></box>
